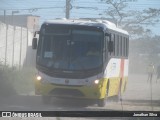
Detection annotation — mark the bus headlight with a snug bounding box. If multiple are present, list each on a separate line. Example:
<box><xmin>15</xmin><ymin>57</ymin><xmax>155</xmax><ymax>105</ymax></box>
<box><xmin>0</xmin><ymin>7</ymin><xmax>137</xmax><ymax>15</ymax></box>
<box><xmin>94</xmin><ymin>79</ymin><xmax>99</xmax><ymax>84</ymax></box>
<box><xmin>36</xmin><ymin>75</ymin><xmax>42</xmax><ymax>81</ymax></box>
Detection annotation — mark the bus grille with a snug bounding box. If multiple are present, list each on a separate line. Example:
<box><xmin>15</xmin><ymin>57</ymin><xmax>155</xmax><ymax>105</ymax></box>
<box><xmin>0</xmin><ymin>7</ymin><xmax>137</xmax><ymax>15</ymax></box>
<box><xmin>49</xmin><ymin>88</ymin><xmax>84</xmax><ymax>97</ymax></box>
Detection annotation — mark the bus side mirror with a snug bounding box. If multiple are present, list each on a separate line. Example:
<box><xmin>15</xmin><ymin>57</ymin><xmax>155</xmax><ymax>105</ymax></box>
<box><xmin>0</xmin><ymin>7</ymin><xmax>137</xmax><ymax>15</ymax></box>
<box><xmin>32</xmin><ymin>38</ymin><xmax>37</xmax><ymax>49</ymax></box>
<box><xmin>108</xmin><ymin>41</ymin><xmax>113</xmax><ymax>52</ymax></box>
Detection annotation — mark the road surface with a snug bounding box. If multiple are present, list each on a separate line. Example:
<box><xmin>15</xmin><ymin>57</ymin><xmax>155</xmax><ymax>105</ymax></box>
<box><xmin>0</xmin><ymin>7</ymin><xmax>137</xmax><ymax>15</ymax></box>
<box><xmin>0</xmin><ymin>74</ymin><xmax>160</xmax><ymax>119</ymax></box>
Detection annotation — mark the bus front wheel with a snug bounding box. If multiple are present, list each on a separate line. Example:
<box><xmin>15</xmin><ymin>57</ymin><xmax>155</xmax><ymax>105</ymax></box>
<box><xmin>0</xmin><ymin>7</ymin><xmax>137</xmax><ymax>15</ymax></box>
<box><xmin>114</xmin><ymin>79</ymin><xmax>122</xmax><ymax>102</ymax></box>
<box><xmin>97</xmin><ymin>98</ymin><xmax>106</xmax><ymax>107</ymax></box>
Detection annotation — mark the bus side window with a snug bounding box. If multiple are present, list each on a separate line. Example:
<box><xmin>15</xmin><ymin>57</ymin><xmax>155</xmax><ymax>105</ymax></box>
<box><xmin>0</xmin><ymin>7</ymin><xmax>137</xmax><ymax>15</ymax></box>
<box><xmin>126</xmin><ymin>38</ymin><xmax>129</xmax><ymax>57</ymax></box>
<box><xmin>114</xmin><ymin>35</ymin><xmax>117</xmax><ymax>56</ymax></box>
<box><xmin>104</xmin><ymin>35</ymin><xmax>109</xmax><ymax>60</ymax></box>
<box><xmin>116</xmin><ymin>34</ymin><xmax>119</xmax><ymax>56</ymax></box>
<box><xmin>107</xmin><ymin>33</ymin><xmax>115</xmax><ymax>56</ymax></box>
<box><xmin>118</xmin><ymin>35</ymin><xmax>121</xmax><ymax>56</ymax></box>
<box><xmin>104</xmin><ymin>36</ymin><xmax>107</xmax><ymax>60</ymax></box>
<box><xmin>125</xmin><ymin>37</ymin><xmax>128</xmax><ymax>57</ymax></box>
<box><xmin>124</xmin><ymin>37</ymin><xmax>126</xmax><ymax>57</ymax></box>
<box><xmin>120</xmin><ymin>36</ymin><xmax>123</xmax><ymax>56</ymax></box>
<box><xmin>122</xmin><ymin>37</ymin><xmax>125</xmax><ymax>57</ymax></box>
<box><xmin>113</xmin><ymin>34</ymin><xmax>116</xmax><ymax>56</ymax></box>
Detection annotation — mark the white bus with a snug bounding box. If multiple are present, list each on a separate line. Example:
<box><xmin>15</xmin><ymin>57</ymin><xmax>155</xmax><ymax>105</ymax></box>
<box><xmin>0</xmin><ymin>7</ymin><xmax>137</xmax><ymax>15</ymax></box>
<box><xmin>32</xmin><ymin>19</ymin><xmax>129</xmax><ymax>107</ymax></box>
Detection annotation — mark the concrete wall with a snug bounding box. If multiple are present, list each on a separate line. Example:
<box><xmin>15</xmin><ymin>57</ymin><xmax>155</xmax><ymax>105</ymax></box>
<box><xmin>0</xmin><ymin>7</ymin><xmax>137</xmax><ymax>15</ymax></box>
<box><xmin>0</xmin><ymin>22</ymin><xmax>36</xmax><ymax>68</ymax></box>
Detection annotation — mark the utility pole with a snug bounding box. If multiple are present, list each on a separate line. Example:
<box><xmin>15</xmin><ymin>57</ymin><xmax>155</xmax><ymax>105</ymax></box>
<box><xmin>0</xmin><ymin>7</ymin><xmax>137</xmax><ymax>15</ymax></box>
<box><xmin>66</xmin><ymin>0</ymin><xmax>71</xmax><ymax>19</ymax></box>
<box><xmin>4</xmin><ymin>10</ymin><xmax>6</xmax><ymax>23</ymax></box>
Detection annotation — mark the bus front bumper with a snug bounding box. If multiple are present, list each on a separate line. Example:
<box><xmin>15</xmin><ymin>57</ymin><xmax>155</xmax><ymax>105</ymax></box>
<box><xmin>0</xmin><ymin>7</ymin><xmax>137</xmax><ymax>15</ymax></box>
<box><xmin>34</xmin><ymin>80</ymin><xmax>107</xmax><ymax>100</ymax></box>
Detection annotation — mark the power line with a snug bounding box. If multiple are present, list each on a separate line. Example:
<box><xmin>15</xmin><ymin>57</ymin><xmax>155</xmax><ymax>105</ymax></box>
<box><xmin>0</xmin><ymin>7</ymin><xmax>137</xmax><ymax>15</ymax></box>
<box><xmin>0</xmin><ymin>6</ymin><xmax>64</xmax><ymax>11</ymax></box>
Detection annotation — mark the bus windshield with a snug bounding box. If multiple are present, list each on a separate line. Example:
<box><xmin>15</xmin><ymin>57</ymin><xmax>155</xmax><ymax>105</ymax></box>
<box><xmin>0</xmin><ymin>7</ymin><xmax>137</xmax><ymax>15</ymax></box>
<box><xmin>37</xmin><ymin>27</ymin><xmax>103</xmax><ymax>71</ymax></box>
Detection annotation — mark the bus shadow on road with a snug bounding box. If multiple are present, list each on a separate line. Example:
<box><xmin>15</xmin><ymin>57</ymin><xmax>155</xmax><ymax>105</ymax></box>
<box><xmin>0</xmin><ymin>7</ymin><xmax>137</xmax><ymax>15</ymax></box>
<box><xmin>48</xmin><ymin>97</ymin><xmax>96</xmax><ymax>110</ymax></box>
<box><xmin>47</xmin><ymin>97</ymin><xmax>122</xmax><ymax>111</ymax></box>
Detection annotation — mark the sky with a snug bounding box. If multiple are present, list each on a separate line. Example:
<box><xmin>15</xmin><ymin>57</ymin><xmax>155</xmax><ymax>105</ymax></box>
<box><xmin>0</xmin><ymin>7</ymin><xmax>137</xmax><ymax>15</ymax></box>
<box><xmin>0</xmin><ymin>0</ymin><xmax>160</xmax><ymax>35</ymax></box>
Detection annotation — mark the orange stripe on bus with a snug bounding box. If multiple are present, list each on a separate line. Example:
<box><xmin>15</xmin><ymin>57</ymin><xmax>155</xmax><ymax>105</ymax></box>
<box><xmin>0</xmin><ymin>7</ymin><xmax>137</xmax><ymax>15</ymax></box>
<box><xmin>120</xmin><ymin>59</ymin><xmax>125</xmax><ymax>78</ymax></box>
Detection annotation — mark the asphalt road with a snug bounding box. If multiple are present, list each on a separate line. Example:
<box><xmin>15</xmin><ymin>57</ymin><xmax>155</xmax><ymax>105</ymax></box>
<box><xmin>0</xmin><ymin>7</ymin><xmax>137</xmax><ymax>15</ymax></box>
<box><xmin>0</xmin><ymin>74</ymin><xmax>160</xmax><ymax>119</ymax></box>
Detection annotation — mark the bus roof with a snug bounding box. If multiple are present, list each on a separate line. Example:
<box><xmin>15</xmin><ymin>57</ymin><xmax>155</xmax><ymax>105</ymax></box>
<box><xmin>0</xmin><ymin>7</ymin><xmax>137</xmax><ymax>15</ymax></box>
<box><xmin>43</xmin><ymin>19</ymin><xmax>129</xmax><ymax>35</ymax></box>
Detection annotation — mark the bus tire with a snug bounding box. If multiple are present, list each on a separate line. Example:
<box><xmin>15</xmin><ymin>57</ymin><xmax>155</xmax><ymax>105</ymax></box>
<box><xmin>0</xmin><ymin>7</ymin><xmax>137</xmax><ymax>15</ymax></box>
<box><xmin>42</xmin><ymin>96</ymin><xmax>51</xmax><ymax>104</ymax></box>
<box><xmin>114</xmin><ymin>79</ymin><xmax>122</xmax><ymax>102</ymax></box>
<box><xmin>97</xmin><ymin>98</ymin><xmax>106</xmax><ymax>107</ymax></box>
<box><xmin>123</xmin><ymin>82</ymin><xmax>127</xmax><ymax>92</ymax></box>
<box><xmin>106</xmin><ymin>80</ymin><xmax>110</xmax><ymax>96</ymax></box>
